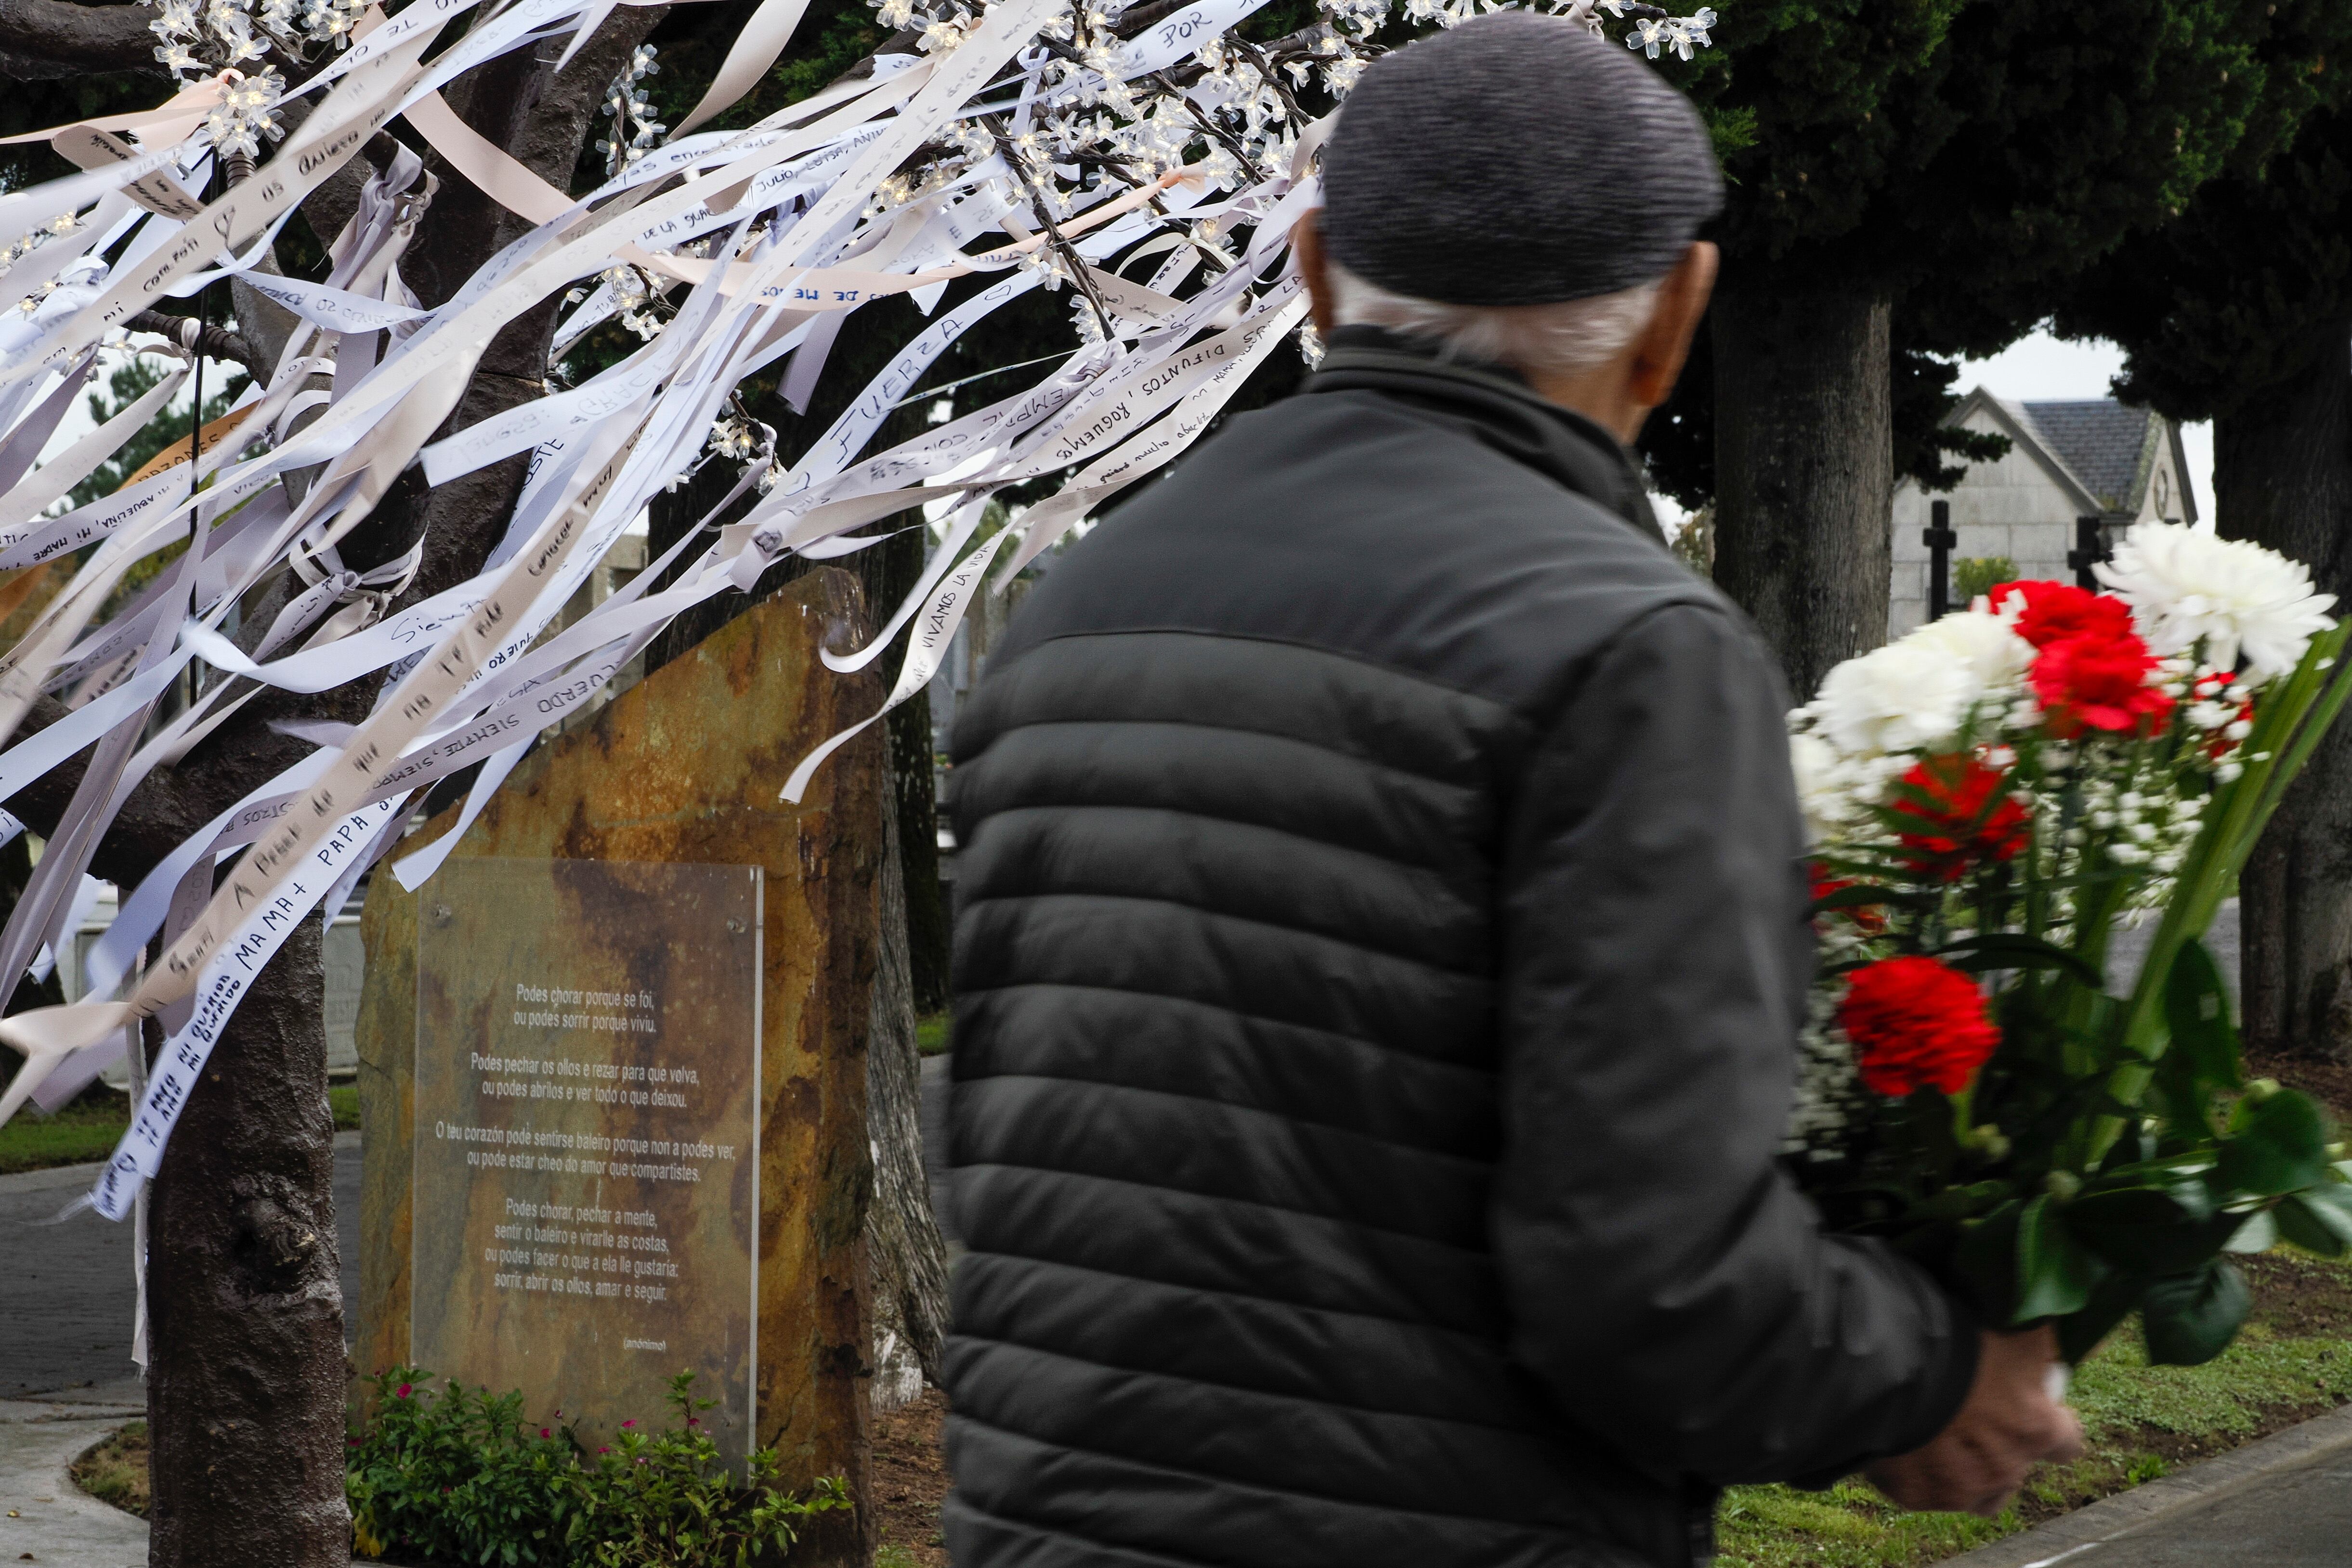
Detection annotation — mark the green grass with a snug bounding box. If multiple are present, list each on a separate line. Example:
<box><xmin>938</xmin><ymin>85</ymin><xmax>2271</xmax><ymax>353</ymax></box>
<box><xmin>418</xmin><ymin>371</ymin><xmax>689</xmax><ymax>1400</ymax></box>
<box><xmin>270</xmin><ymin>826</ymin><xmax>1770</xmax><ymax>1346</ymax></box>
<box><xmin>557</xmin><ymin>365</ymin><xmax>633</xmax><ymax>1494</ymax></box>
<box><xmin>875</xmin><ymin>1547</ymin><xmax>921</xmax><ymax>1568</ymax></box>
<box><xmin>915</xmin><ymin>1011</ymin><xmax>952</xmax><ymax>1057</ymax></box>
<box><xmin>71</xmin><ymin>1421</ymin><xmax>147</xmax><ymax>1517</ymax></box>
<box><xmin>0</xmin><ymin>1089</ymin><xmax>136</xmax><ymax>1174</ymax></box>
<box><xmin>1714</xmin><ymin>1253</ymin><xmax>2352</xmax><ymax>1568</ymax></box>
<box><xmin>0</xmin><ymin>1083</ymin><xmax>360</xmax><ymax>1175</ymax></box>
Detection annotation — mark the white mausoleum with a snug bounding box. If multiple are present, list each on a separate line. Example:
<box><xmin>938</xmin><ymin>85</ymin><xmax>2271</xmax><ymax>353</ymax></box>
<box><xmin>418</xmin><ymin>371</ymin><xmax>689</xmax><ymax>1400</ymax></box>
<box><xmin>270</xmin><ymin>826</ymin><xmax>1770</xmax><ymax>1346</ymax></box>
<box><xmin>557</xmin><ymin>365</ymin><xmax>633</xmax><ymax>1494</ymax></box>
<box><xmin>1889</xmin><ymin>390</ymin><xmax>2199</xmax><ymax>638</ymax></box>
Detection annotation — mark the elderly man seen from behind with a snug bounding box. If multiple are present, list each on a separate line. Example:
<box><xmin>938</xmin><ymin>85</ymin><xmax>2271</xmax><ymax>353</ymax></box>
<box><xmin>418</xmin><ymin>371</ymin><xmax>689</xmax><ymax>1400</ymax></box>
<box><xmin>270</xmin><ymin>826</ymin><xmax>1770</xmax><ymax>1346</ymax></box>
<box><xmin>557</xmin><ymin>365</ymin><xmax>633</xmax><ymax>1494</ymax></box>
<box><xmin>937</xmin><ymin>16</ymin><xmax>2083</xmax><ymax>1568</ymax></box>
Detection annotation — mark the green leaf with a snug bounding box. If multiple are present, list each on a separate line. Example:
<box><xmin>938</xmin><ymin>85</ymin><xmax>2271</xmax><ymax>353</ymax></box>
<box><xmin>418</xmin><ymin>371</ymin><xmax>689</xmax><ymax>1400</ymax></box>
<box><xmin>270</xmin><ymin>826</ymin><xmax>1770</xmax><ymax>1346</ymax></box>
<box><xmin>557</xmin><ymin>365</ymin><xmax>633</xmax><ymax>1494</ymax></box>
<box><xmin>1951</xmin><ymin>1199</ymin><xmax>2024</xmax><ymax>1320</ymax></box>
<box><xmin>2277</xmin><ymin>1187</ymin><xmax>2352</xmax><ymax>1258</ymax></box>
<box><xmin>2141</xmin><ymin>1259</ymin><xmax>2251</xmax><ymax>1367</ymax></box>
<box><xmin>2217</xmin><ymin>1089</ymin><xmax>2332</xmax><ymax>1196</ymax></box>
<box><xmin>2065</xmin><ymin>1182</ymin><xmax>2219</xmax><ymax>1274</ymax></box>
<box><xmin>2161</xmin><ymin>938</ymin><xmax>2241</xmax><ymax>1086</ymax></box>
<box><xmin>1932</xmin><ymin>933</ymin><xmax>2104</xmax><ymax>990</ymax></box>
<box><xmin>2223</xmin><ymin>1208</ymin><xmax>2279</xmax><ymax>1254</ymax></box>
<box><xmin>2014</xmin><ymin>1194</ymin><xmax>2104</xmax><ymax>1322</ymax></box>
<box><xmin>2057</xmin><ymin>1265</ymin><xmax>2150</xmax><ymax>1364</ymax></box>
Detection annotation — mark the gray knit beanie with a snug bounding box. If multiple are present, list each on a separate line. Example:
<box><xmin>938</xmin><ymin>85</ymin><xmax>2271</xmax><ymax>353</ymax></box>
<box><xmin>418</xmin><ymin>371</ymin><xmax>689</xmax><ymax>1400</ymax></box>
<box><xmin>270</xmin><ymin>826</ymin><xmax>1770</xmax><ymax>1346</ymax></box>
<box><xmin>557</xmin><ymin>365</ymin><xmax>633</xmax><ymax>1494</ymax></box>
<box><xmin>1320</xmin><ymin>13</ymin><xmax>1723</xmax><ymax>307</ymax></box>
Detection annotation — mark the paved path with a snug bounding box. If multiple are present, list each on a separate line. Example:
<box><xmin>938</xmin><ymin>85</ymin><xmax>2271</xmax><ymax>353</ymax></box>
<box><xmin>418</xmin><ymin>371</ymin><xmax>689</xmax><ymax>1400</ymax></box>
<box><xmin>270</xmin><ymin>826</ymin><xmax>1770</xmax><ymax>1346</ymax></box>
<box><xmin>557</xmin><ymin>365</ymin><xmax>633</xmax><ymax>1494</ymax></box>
<box><xmin>0</xmin><ymin>1133</ymin><xmax>360</xmax><ymax>1400</ymax></box>
<box><xmin>1947</xmin><ymin>1402</ymin><xmax>2352</xmax><ymax>1568</ymax></box>
<box><xmin>0</xmin><ymin>1383</ymin><xmax>147</xmax><ymax>1568</ymax></box>
<box><xmin>2108</xmin><ymin>896</ymin><xmax>2240</xmax><ymax>995</ymax></box>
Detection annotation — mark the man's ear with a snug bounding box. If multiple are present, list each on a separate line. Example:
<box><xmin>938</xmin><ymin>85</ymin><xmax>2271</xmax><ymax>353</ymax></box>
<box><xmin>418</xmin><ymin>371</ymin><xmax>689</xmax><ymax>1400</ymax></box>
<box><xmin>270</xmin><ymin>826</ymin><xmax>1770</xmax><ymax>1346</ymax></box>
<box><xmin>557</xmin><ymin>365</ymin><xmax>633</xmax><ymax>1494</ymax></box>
<box><xmin>1627</xmin><ymin>241</ymin><xmax>1717</xmax><ymax>410</ymax></box>
<box><xmin>1293</xmin><ymin>210</ymin><xmax>1338</xmax><ymax>336</ymax></box>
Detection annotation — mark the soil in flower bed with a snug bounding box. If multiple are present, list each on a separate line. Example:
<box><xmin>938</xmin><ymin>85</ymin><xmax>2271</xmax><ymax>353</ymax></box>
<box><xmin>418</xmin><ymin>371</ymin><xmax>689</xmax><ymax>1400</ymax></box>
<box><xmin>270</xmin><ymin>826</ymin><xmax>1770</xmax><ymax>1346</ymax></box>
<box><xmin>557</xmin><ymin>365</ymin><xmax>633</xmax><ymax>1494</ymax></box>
<box><xmin>2242</xmin><ymin>1044</ymin><xmax>2352</xmax><ymax>1126</ymax></box>
<box><xmin>873</xmin><ymin>1386</ymin><xmax>953</xmax><ymax>1567</ymax></box>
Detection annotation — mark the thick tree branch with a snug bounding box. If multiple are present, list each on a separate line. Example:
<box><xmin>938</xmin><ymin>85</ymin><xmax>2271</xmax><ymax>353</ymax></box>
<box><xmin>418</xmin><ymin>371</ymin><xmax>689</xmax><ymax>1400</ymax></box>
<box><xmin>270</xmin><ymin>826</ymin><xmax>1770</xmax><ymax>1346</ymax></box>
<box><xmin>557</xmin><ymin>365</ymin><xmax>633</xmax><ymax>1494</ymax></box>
<box><xmin>0</xmin><ymin>0</ymin><xmax>163</xmax><ymax>82</ymax></box>
<box><xmin>128</xmin><ymin>310</ymin><xmax>262</xmax><ymax>373</ymax></box>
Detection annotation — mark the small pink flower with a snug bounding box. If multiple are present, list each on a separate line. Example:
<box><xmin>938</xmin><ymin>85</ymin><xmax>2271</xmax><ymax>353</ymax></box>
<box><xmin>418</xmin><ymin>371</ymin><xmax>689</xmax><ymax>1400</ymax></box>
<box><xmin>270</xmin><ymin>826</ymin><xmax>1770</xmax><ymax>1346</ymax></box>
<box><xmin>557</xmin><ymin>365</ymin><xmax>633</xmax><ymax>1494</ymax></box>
<box><xmin>598</xmin><ymin>1447</ymin><xmax>610</xmax><ymax>1455</ymax></box>
<box><xmin>396</xmin><ymin>1384</ymin><xmax>412</xmax><ymax>1399</ymax></box>
<box><xmin>620</xmin><ymin>1420</ymin><xmax>635</xmax><ymax>1429</ymax></box>
<box><xmin>686</xmin><ymin>1417</ymin><xmax>699</xmax><ymax>1426</ymax></box>
<box><xmin>539</xmin><ymin>1428</ymin><xmax>551</xmax><ymax>1438</ymax></box>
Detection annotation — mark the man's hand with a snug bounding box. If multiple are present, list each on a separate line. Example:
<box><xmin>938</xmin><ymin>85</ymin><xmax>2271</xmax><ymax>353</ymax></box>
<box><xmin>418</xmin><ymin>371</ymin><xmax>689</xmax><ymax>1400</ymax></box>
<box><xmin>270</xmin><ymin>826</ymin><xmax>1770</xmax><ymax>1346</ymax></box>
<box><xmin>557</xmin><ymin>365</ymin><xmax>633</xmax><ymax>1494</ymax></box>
<box><xmin>1866</xmin><ymin>1326</ymin><xmax>2085</xmax><ymax>1516</ymax></box>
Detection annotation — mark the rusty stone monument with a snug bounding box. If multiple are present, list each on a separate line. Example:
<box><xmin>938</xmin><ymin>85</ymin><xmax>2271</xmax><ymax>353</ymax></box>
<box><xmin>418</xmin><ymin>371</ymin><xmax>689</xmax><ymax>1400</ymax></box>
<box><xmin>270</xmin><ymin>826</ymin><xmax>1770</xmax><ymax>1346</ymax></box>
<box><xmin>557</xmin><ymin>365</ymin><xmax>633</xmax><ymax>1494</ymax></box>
<box><xmin>355</xmin><ymin>570</ymin><xmax>885</xmax><ymax>1561</ymax></box>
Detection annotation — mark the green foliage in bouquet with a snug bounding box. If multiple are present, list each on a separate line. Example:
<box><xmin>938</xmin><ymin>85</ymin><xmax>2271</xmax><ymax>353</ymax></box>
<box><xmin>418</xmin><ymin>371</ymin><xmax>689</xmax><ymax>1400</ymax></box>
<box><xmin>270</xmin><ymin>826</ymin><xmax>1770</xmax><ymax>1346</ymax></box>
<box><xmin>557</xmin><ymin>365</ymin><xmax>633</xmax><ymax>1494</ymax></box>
<box><xmin>1789</xmin><ymin>528</ymin><xmax>2352</xmax><ymax>1368</ymax></box>
<box><xmin>348</xmin><ymin>1368</ymin><xmax>849</xmax><ymax>1567</ymax></box>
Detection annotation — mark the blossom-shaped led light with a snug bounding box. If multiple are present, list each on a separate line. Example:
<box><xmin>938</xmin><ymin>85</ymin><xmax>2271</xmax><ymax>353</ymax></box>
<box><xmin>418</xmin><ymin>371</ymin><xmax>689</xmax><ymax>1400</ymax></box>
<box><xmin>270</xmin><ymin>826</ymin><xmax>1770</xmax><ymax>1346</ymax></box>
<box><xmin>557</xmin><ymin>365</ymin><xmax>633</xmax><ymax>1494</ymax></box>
<box><xmin>204</xmin><ymin>69</ymin><xmax>287</xmax><ymax>160</ymax></box>
<box><xmin>2096</xmin><ymin>520</ymin><xmax>2339</xmax><ymax>680</ymax></box>
<box><xmin>920</xmin><ymin>9</ymin><xmax>975</xmax><ymax>53</ymax></box>
<box><xmin>597</xmin><ymin>44</ymin><xmax>667</xmax><ymax>178</ymax></box>
<box><xmin>1320</xmin><ymin>53</ymin><xmax>1368</xmax><ymax>93</ymax></box>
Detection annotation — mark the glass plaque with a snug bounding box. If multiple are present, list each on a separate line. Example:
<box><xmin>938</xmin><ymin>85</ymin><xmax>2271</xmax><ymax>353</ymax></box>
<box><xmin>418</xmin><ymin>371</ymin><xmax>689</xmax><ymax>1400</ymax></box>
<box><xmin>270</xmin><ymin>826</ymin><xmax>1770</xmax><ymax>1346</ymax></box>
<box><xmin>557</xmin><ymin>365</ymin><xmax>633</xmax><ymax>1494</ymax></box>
<box><xmin>411</xmin><ymin>858</ymin><xmax>762</xmax><ymax>1459</ymax></box>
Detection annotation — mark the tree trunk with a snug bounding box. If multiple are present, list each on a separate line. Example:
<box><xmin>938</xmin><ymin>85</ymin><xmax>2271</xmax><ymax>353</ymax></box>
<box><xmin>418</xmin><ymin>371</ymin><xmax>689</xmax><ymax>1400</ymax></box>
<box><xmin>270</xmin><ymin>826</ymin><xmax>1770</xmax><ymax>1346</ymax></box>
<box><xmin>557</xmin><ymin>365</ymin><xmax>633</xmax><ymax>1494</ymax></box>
<box><xmin>864</xmin><ymin>762</ymin><xmax>952</xmax><ymax>1405</ymax></box>
<box><xmin>145</xmin><ymin>912</ymin><xmax>345</xmax><ymax>1568</ymax></box>
<box><xmin>1711</xmin><ymin>286</ymin><xmax>1895</xmax><ymax>702</ymax></box>
<box><xmin>2214</xmin><ymin>333</ymin><xmax>2352</xmax><ymax>1062</ymax></box>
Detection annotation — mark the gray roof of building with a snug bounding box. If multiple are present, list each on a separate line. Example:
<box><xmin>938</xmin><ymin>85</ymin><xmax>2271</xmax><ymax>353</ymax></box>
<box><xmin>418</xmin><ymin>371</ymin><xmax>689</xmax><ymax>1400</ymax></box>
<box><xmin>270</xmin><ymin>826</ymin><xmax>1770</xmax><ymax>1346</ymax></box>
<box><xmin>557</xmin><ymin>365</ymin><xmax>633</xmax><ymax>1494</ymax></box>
<box><xmin>2016</xmin><ymin>400</ymin><xmax>2162</xmax><ymax>514</ymax></box>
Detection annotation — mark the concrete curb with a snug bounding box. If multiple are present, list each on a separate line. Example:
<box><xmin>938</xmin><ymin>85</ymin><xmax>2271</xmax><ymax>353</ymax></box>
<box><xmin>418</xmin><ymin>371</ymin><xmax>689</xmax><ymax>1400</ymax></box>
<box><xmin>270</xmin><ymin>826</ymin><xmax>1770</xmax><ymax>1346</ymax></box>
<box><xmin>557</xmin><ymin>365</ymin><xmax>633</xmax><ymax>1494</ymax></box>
<box><xmin>0</xmin><ymin>1389</ymin><xmax>147</xmax><ymax>1568</ymax></box>
<box><xmin>1940</xmin><ymin>1400</ymin><xmax>2352</xmax><ymax>1568</ymax></box>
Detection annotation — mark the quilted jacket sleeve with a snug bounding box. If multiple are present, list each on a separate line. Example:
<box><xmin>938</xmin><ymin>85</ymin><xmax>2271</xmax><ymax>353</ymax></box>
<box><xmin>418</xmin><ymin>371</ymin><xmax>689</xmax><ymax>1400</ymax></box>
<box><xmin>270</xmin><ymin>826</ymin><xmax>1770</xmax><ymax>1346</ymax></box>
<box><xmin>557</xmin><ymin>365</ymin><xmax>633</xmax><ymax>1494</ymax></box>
<box><xmin>1490</xmin><ymin>600</ymin><xmax>1979</xmax><ymax>1487</ymax></box>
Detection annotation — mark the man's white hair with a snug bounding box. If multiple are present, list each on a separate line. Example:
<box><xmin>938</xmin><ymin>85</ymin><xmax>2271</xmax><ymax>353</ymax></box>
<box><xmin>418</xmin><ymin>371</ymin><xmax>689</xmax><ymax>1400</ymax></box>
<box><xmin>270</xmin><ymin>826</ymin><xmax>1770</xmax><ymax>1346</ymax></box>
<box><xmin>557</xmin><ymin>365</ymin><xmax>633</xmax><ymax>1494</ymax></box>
<box><xmin>1324</xmin><ymin>259</ymin><xmax>1661</xmax><ymax>381</ymax></box>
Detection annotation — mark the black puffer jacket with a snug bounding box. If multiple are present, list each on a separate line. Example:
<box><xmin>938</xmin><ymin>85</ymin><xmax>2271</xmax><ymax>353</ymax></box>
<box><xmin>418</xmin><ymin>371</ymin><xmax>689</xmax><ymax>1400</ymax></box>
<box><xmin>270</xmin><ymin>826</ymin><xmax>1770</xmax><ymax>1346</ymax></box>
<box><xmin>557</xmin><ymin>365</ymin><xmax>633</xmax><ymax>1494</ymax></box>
<box><xmin>940</xmin><ymin>328</ymin><xmax>1977</xmax><ymax>1568</ymax></box>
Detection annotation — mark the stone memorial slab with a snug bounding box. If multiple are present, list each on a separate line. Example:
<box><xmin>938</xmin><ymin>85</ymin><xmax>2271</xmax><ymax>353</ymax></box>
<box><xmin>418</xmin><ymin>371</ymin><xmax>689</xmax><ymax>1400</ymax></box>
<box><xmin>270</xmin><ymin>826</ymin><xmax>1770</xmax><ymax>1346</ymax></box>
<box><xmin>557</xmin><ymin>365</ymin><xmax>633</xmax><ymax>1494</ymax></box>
<box><xmin>410</xmin><ymin>857</ymin><xmax>762</xmax><ymax>1459</ymax></box>
<box><xmin>358</xmin><ymin>570</ymin><xmax>888</xmax><ymax>1564</ymax></box>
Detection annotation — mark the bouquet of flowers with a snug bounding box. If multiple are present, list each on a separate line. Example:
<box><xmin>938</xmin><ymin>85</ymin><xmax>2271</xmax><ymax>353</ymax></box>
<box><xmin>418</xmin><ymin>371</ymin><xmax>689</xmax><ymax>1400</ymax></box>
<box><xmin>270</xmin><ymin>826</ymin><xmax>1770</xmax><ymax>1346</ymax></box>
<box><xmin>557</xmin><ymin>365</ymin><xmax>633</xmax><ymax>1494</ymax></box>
<box><xmin>1789</xmin><ymin>520</ymin><xmax>2352</xmax><ymax>1365</ymax></box>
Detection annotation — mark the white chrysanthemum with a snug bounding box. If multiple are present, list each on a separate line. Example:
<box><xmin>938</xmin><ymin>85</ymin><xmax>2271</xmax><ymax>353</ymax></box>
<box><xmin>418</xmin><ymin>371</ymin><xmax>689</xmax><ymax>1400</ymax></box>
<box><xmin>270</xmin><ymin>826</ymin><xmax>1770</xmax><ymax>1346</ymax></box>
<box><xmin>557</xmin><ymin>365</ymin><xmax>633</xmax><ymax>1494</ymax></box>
<box><xmin>2095</xmin><ymin>521</ymin><xmax>2337</xmax><ymax>679</ymax></box>
<box><xmin>1789</xmin><ymin>731</ymin><xmax>1850</xmax><ymax>843</ymax></box>
<box><xmin>1902</xmin><ymin>608</ymin><xmax>2033</xmax><ymax>700</ymax></box>
<box><xmin>1808</xmin><ymin>637</ymin><xmax>1978</xmax><ymax>756</ymax></box>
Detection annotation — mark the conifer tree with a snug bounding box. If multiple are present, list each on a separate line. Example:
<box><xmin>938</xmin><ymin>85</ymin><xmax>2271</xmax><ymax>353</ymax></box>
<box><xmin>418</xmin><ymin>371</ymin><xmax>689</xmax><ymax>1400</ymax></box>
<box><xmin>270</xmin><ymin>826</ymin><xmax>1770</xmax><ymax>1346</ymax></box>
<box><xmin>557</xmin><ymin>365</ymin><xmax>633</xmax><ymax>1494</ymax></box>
<box><xmin>2057</xmin><ymin>100</ymin><xmax>2352</xmax><ymax>1063</ymax></box>
<box><xmin>1656</xmin><ymin>0</ymin><xmax>2348</xmax><ymax>699</ymax></box>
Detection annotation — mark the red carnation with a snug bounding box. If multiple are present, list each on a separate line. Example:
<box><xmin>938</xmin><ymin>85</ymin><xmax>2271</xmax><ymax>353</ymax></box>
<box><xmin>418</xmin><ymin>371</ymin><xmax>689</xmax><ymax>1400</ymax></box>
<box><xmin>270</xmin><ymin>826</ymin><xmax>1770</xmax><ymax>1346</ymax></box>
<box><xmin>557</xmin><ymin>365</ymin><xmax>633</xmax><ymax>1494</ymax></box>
<box><xmin>2030</xmin><ymin>631</ymin><xmax>2175</xmax><ymax>738</ymax></box>
<box><xmin>1840</xmin><ymin>956</ymin><xmax>2002</xmax><ymax>1098</ymax></box>
<box><xmin>1808</xmin><ymin>862</ymin><xmax>1886</xmax><ymax>933</ymax></box>
<box><xmin>1892</xmin><ymin>754</ymin><xmax>2030</xmax><ymax>881</ymax></box>
<box><xmin>1989</xmin><ymin>580</ymin><xmax>2136</xmax><ymax>649</ymax></box>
